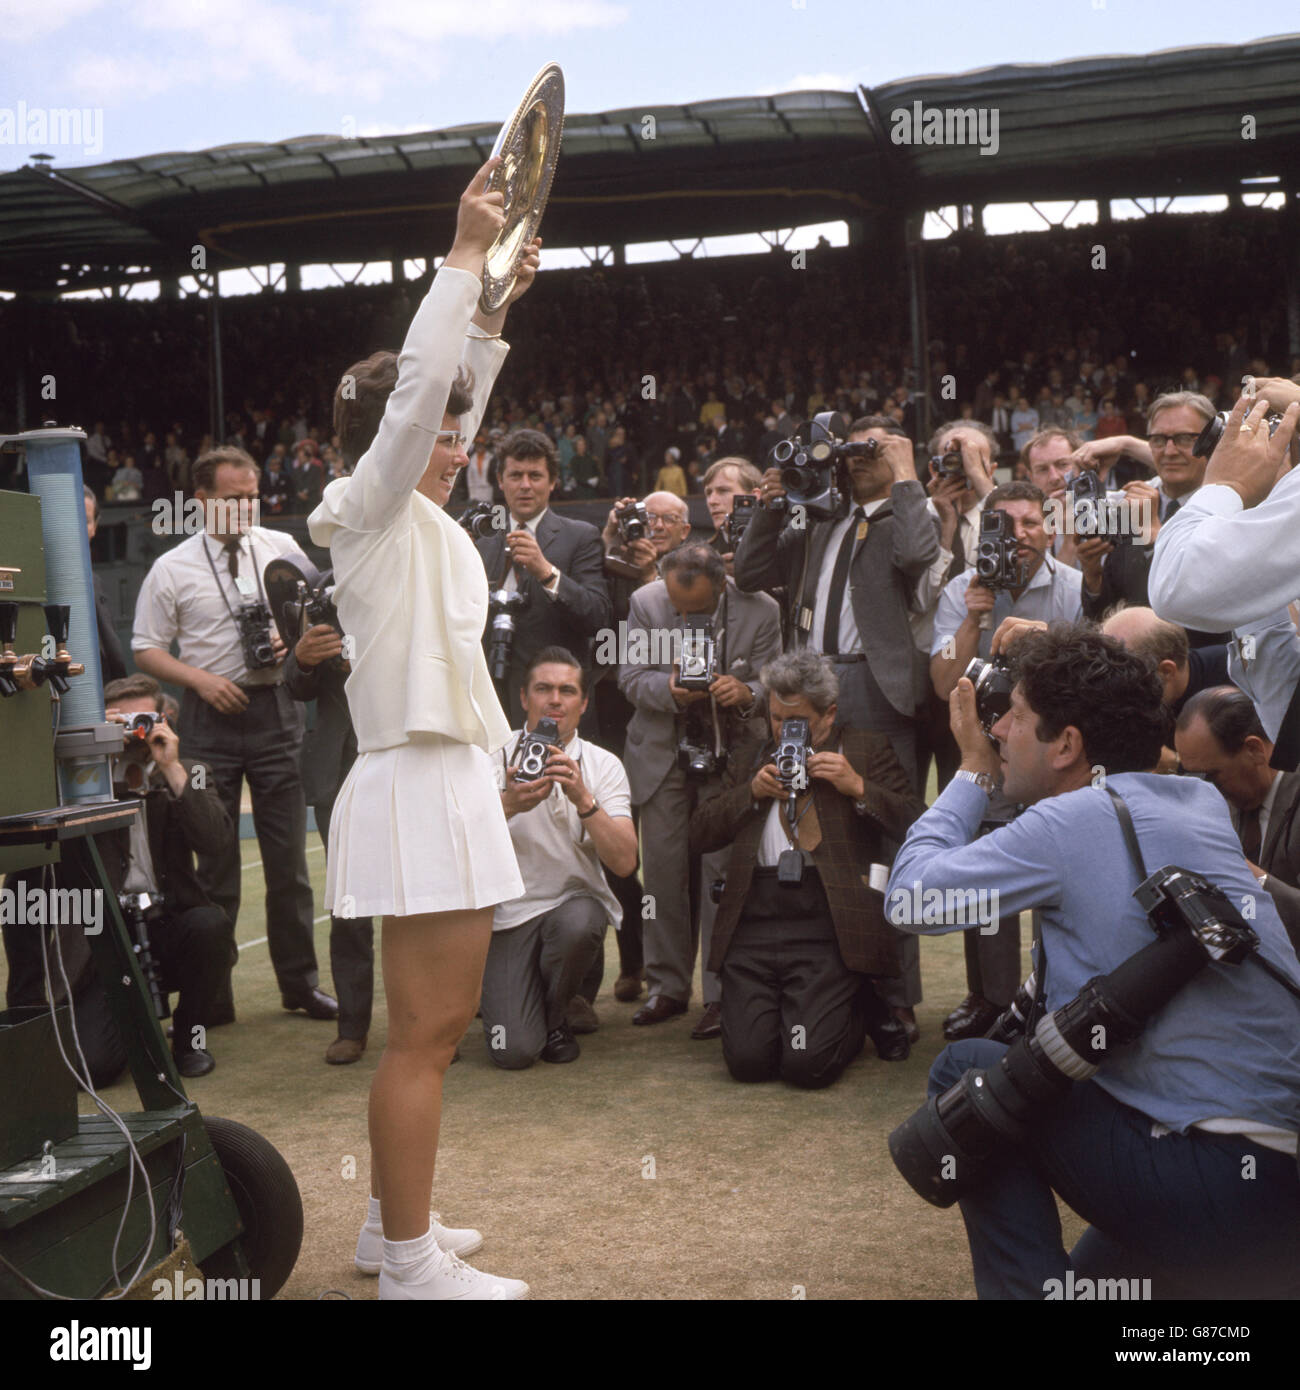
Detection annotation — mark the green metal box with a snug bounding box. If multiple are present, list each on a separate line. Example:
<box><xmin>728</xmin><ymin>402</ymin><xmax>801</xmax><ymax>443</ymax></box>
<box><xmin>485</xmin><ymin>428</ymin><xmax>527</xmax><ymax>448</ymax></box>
<box><xmin>0</xmin><ymin>489</ymin><xmax>58</xmax><ymax>875</ymax></box>
<box><xmin>0</xmin><ymin>1007</ymin><xmax>79</xmax><ymax>1169</ymax></box>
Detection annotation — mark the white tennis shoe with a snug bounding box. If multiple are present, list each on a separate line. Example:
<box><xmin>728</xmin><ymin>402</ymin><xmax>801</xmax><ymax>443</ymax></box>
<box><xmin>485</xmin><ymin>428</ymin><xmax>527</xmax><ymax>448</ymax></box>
<box><xmin>355</xmin><ymin>1210</ymin><xmax>483</xmax><ymax>1274</ymax></box>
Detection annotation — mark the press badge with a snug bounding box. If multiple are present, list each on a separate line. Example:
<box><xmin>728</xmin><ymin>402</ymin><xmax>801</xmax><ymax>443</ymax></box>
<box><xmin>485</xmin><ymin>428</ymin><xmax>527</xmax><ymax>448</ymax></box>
<box><xmin>235</xmin><ymin>576</ymin><xmax>256</xmax><ymax>597</ymax></box>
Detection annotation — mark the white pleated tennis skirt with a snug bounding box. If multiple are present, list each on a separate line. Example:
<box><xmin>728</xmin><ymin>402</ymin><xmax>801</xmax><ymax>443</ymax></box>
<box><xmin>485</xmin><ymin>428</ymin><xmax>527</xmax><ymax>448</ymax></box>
<box><xmin>324</xmin><ymin>734</ymin><xmax>524</xmax><ymax>918</ymax></box>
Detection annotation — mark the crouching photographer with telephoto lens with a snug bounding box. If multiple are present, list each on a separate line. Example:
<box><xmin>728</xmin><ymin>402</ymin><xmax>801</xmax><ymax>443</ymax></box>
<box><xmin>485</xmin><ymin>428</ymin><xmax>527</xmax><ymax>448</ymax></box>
<box><xmin>885</xmin><ymin>622</ymin><xmax>1300</xmax><ymax>1300</ymax></box>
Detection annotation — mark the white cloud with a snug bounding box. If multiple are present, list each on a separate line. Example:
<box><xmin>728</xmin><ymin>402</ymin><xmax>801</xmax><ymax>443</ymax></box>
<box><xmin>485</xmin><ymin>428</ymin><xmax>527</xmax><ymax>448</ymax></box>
<box><xmin>358</xmin><ymin>0</ymin><xmax>628</xmax><ymax>70</ymax></box>
<box><xmin>361</xmin><ymin>0</ymin><xmax>627</xmax><ymax>42</ymax></box>
<box><xmin>760</xmin><ymin>71</ymin><xmax>862</xmax><ymax>93</ymax></box>
<box><xmin>122</xmin><ymin>0</ymin><xmax>355</xmax><ymax>98</ymax></box>
<box><xmin>352</xmin><ymin>121</ymin><xmax>436</xmax><ymax>138</ymax></box>
<box><xmin>65</xmin><ymin>52</ymin><xmax>200</xmax><ymax>106</ymax></box>
<box><xmin>0</xmin><ymin>0</ymin><xmax>104</xmax><ymax>44</ymax></box>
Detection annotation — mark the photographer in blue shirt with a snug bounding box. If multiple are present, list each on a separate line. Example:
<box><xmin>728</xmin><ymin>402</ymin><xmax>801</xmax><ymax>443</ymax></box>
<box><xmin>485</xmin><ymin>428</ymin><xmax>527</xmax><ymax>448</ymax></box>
<box><xmin>888</xmin><ymin>621</ymin><xmax>1300</xmax><ymax>1299</ymax></box>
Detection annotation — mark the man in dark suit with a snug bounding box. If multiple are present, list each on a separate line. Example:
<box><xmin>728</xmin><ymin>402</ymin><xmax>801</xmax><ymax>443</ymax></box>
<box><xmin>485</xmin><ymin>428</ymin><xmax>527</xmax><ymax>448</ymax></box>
<box><xmin>84</xmin><ymin>484</ymin><xmax>126</xmax><ymax>682</ymax></box>
<box><xmin>474</xmin><ymin>428</ymin><xmax>612</xmax><ymax>729</ymax></box>
<box><xmin>283</xmin><ymin>622</ymin><xmax>375</xmax><ymax>1064</ymax></box>
<box><xmin>691</xmin><ymin>651</ymin><xmax>926</xmax><ymax>1084</ymax></box>
<box><xmin>1074</xmin><ymin>391</ymin><xmax>1228</xmax><ymax>649</ymax></box>
<box><xmin>0</xmin><ymin>674</ymin><xmax>235</xmax><ymax>1084</ymax></box>
<box><xmin>1174</xmin><ymin>685</ymin><xmax>1300</xmax><ymax>954</ymax></box>
<box><xmin>618</xmin><ymin>543</ymin><xmax>781</xmax><ymax>1035</ymax></box>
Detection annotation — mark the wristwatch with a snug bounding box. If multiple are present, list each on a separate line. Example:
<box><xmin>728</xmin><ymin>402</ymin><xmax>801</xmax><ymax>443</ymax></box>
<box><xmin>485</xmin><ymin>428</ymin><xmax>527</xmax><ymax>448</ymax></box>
<box><xmin>578</xmin><ymin>799</ymin><xmax>600</xmax><ymax>819</ymax></box>
<box><xmin>954</xmin><ymin>769</ymin><xmax>995</xmax><ymax>794</ymax></box>
<box><xmin>543</xmin><ymin>568</ymin><xmax>560</xmax><ymax>590</ymax></box>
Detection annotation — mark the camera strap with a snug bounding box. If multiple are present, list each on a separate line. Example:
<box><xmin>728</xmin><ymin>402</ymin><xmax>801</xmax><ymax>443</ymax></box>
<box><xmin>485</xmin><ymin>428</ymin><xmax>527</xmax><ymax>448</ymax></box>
<box><xmin>201</xmin><ymin>530</ymin><xmax>268</xmax><ymax>625</ymax></box>
<box><xmin>1104</xmin><ymin>786</ymin><xmax>1149</xmax><ymax>879</ymax></box>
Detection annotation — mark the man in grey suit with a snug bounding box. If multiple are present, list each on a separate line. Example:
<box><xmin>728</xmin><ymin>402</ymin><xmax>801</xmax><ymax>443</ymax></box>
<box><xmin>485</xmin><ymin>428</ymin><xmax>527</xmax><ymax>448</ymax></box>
<box><xmin>1174</xmin><ymin>685</ymin><xmax>1300</xmax><ymax>955</ymax></box>
<box><xmin>283</xmin><ymin>621</ymin><xmax>375</xmax><ymax>1064</ymax></box>
<box><xmin>733</xmin><ymin>414</ymin><xmax>939</xmax><ymax>1038</ymax></box>
<box><xmin>474</xmin><ymin>428</ymin><xmax>612</xmax><ymax>730</ymax></box>
<box><xmin>733</xmin><ymin>414</ymin><xmax>939</xmax><ymax>792</ymax></box>
<box><xmin>619</xmin><ymin>543</ymin><xmax>781</xmax><ymax>1036</ymax></box>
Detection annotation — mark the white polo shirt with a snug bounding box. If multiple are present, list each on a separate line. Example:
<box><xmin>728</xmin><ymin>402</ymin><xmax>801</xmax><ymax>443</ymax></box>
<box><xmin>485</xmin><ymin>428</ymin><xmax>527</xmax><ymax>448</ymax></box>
<box><xmin>132</xmin><ymin>526</ymin><xmax>312</xmax><ymax>686</ymax></box>
<box><xmin>492</xmin><ymin>729</ymin><xmax>632</xmax><ymax>933</ymax></box>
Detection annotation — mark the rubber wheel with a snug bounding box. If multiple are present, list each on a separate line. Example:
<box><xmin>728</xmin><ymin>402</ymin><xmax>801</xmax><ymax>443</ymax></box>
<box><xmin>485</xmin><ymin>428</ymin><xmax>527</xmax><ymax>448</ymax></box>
<box><xmin>201</xmin><ymin>1115</ymin><xmax>303</xmax><ymax>1299</ymax></box>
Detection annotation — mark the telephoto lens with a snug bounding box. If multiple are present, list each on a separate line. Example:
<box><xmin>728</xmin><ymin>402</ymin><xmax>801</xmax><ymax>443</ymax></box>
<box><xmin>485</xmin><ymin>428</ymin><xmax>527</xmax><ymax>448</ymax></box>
<box><xmin>889</xmin><ymin>926</ymin><xmax>1208</xmax><ymax>1207</ymax></box>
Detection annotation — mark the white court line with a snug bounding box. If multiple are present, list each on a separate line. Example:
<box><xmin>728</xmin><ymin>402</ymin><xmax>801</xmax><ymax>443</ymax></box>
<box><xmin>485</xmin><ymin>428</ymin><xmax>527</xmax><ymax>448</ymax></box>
<box><xmin>237</xmin><ymin>912</ymin><xmax>332</xmax><ymax>953</ymax></box>
<box><xmin>241</xmin><ymin>843</ymin><xmax>325</xmax><ymax>872</ymax></box>
<box><xmin>236</xmin><ymin>843</ymin><xmax>328</xmax><ymax>950</ymax></box>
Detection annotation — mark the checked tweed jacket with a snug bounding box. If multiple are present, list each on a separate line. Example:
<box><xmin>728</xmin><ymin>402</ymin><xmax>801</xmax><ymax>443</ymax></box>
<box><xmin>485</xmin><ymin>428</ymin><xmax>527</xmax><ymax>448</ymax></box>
<box><xmin>690</xmin><ymin>728</ymin><xmax>926</xmax><ymax>977</ymax></box>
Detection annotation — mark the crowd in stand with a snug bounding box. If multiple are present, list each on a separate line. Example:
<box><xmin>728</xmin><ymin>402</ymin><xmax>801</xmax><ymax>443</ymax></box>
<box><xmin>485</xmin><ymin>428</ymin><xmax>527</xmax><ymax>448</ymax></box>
<box><xmin>8</xmin><ymin>208</ymin><xmax>1295</xmax><ymax>516</ymax></box>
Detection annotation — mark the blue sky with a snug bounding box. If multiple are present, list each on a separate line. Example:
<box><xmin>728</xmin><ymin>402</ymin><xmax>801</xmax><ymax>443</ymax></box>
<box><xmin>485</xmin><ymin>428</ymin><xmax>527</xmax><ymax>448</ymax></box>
<box><xmin>0</xmin><ymin>0</ymin><xmax>1288</xmax><ymax>167</ymax></box>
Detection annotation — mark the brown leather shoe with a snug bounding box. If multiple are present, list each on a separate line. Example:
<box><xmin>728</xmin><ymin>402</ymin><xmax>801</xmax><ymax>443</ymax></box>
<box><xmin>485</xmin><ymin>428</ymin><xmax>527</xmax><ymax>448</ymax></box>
<box><xmin>690</xmin><ymin>1002</ymin><xmax>722</xmax><ymax>1040</ymax></box>
<box><xmin>614</xmin><ymin>969</ymin><xmax>646</xmax><ymax>1002</ymax></box>
<box><xmin>325</xmin><ymin>1034</ymin><xmax>367</xmax><ymax>1065</ymax></box>
<box><xmin>567</xmin><ymin>995</ymin><xmax>599</xmax><ymax>1035</ymax></box>
<box><xmin>632</xmin><ymin>994</ymin><xmax>687</xmax><ymax>1026</ymax></box>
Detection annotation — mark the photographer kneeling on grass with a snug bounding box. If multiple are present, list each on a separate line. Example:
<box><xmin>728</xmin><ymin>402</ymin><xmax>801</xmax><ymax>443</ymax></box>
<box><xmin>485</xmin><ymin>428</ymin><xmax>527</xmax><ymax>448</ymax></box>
<box><xmin>690</xmin><ymin>650</ymin><xmax>925</xmax><ymax>1086</ymax></box>
<box><xmin>886</xmin><ymin>623</ymin><xmax>1300</xmax><ymax>1299</ymax></box>
<box><xmin>483</xmin><ymin>647</ymin><xmax>637</xmax><ymax>1068</ymax></box>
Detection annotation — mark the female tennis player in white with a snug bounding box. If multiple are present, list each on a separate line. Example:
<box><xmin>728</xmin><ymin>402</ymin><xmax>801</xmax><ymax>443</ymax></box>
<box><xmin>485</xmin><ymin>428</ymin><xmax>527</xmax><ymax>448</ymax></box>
<box><xmin>309</xmin><ymin>159</ymin><xmax>536</xmax><ymax>1299</ymax></box>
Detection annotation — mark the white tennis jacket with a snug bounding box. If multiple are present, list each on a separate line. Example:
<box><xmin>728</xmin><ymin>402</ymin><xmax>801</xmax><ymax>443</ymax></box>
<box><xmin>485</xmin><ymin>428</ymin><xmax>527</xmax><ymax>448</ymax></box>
<box><xmin>309</xmin><ymin>266</ymin><xmax>512</xmax><ymax>755</ymax></box>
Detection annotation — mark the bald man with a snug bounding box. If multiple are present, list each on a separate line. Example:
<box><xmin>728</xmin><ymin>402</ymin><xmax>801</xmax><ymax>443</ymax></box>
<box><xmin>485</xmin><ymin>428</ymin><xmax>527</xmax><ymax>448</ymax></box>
<box><xmin>595</xmin><ymin>488</ymin><xmax>695</xmax><ymax>1003</ymax></box>
<box><xmin>601</xmin><ymin>490</ymin><xmax>693</xmax><ymax>586</ymax></box>
<box><xmin>1100</xmin><ymin>606</ymin><xmax>1231</xmax><ymax>721</ymax></box>
<box><xmin>1174</xmin><ymin>687</ymin><xmax>1300</xmax><ymax>955</ymax></box>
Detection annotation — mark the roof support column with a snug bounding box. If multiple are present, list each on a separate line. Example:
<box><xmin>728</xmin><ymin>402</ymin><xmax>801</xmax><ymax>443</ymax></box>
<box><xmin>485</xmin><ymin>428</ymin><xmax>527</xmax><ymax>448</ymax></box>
<box><xmin>208</xmin><ymin>276</ymin><xmax>224</xmax><ymax>446</ymax></box>
<box><xmin>1284</xmin><ymin>192</ymin><xmax>1300</xmax><ymax>362</ymax></box>
<box><xmin>904</xmin><ymin>210</ymin><xmax>932</xmax><ymax>446</ymax></box>
<box><xmin>286</xmin><ymin>263</ymin><xmax>302</xmax><ymax>292</ymax></box>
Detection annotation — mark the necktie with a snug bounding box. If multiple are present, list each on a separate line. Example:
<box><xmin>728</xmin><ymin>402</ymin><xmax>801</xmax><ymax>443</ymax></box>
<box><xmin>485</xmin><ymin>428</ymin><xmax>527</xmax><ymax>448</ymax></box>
<box><xmin>821</xmin><ymin>506</ymin><xmax>865</xmax><ymax>656</ymax></box>
<box><xmin>947</xmin><ymin>514</ymin><xmax>968</xmax><ymax>581</ymax></box>
<box><xmin>500</xmin><ymin>521</ymin><xmax>523</xmax><ymax>588</ymax></box>
<box><xmin>791</xmin><ymin>789</ymin><xmax>823</xmax><ymax>853</ymax></box>
<box><xmin>223</xmin><ymin>537</ymin><xmax>241</xmax><ymax>579</ymax></box>
<box><xmin>1163</xmin><ymin>496</ymin><xmax>1181</xmax><ymax>523</ymax></box>
<box><xmin>1240</xmin><ymin>804</ymin><xmax>1262</xmax><ymax>864</ymax></box>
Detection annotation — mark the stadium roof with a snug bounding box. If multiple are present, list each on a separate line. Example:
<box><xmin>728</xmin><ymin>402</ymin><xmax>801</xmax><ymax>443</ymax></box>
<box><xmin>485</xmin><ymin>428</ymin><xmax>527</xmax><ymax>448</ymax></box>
<box><xmin>2</xmin><ymin>33</ymin><xmax>1298</xmax><ymax>296</ymax></box>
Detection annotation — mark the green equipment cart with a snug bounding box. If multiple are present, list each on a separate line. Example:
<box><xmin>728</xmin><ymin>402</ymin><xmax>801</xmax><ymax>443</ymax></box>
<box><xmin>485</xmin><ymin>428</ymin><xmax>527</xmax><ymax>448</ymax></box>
<box><xmin>0</xmin><ymin>477</ymin><xmax>303</xmax><ymax>1300</ymax></box>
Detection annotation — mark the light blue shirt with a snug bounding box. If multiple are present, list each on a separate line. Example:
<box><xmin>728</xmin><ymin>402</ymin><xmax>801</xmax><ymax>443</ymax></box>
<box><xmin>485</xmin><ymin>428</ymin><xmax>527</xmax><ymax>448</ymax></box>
<box><xmin>1227</xmin><ymin>610</ymin><xmax>1300</xmax><ymax>742</ymax></box>
<box><xmin>887</xmin><ymin>772</ymin><xmax>1300</xmax><ymax>1135</ymax></box>
<box><xmin>930</xmin><ymin>554</ymin><xmax>1083</xmax><ymax>659</ymax></box>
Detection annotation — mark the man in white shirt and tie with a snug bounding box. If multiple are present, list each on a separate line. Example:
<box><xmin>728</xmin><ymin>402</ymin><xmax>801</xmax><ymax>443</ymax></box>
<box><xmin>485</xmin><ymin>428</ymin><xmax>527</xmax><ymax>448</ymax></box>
<box><xmin>132</xmin><ymin>447</ymin><xmax>335</xmax><ymax>1024</ymax></box>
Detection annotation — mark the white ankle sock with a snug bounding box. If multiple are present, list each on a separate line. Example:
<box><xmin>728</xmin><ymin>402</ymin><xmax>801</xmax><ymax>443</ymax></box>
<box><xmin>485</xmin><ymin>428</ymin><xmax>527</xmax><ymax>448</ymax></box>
<box><xmin>383</xmin><ymin>1222</ymin><xmax>438</xmax><ymax>1269</ymax></box>
<box><xmin>366</xmin><ymin>1196</ymin><xmax>382</xmax><ymax>1224</ymax></box>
